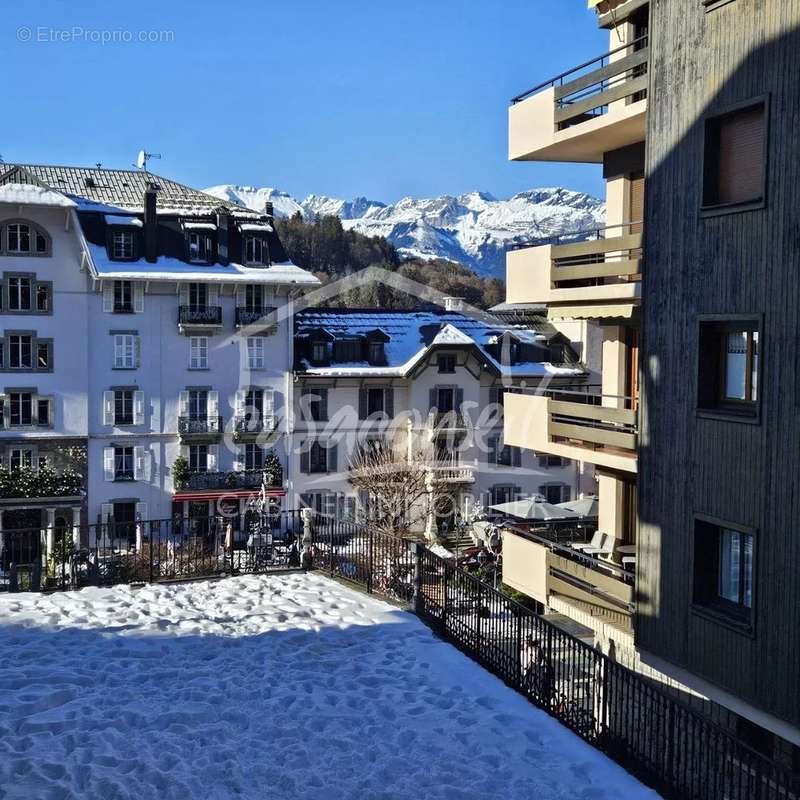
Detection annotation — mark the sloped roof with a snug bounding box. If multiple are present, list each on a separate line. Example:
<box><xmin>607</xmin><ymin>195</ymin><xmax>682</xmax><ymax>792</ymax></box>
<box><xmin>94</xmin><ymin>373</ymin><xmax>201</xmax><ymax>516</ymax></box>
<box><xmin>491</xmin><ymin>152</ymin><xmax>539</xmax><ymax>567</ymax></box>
<box><xmin>0</xmin><ymin>164</ymin><xmax>241</xmax><ymax>213</ymax></box>
<box><xmin>294</xmin><ymin>308</ymin><xmax>585</xmax><ymax>379</ymax></box>
<box><xmin>0</xmin><ymin>182</ymin><xmax>77</xmax><ymax>208</ymax></box>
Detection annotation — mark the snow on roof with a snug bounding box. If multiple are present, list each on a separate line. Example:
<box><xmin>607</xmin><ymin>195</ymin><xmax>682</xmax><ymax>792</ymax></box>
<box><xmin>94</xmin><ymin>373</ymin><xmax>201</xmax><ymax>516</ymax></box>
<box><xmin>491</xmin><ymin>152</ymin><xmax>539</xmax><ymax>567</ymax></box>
<box><xmin>182</xmin><ymin>221</ymin><xmax>217</xmax><ymax>231</ymax></box>
<box><xmin>239</xmin><ymin>222</ymin><xmax>274</xmax><ymax>233</ymax></box>
<box><xmin>104</xmin><ymin>214</ymin><xmax>143</xmax><ymax>227</ymax></box>
<box><xmin>85</xmin><ymin>243</ymin><xmax>320</xmax><ymax>285</ymax></box>
<box><xmin>0</xmin><ymin>183</ymin><xmax>76</xmax><ymax>208</ymax></box>
<box><xmin>295</xmin><ymin>309</ymin><xmax>585</xmax><ymax>378</ymax></box>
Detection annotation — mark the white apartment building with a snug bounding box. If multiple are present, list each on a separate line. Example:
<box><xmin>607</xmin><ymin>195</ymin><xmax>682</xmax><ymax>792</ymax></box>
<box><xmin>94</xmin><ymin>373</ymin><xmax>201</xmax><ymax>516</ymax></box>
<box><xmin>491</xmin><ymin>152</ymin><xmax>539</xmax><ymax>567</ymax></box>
<box><xmin>291</xmin><ymin>308</ymin><xmax>595</xmax><ymax>540</ymax></box>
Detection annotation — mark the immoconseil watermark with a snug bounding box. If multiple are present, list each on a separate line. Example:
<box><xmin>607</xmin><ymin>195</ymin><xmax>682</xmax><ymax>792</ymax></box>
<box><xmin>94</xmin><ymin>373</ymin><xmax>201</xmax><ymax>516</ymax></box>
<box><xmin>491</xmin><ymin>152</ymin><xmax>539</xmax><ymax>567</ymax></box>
<box><xmin>17</xmin><ymin>26</ymin><xmax>175</xmax><ymax>44</ymax></box>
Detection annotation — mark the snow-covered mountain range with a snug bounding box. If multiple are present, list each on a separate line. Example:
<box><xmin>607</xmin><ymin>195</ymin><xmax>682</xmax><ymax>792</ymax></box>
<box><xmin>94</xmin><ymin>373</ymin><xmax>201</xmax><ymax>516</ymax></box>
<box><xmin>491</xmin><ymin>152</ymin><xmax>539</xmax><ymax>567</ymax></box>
<box><xmin>203</xmin><ymin>184</ymin><xmax>605</xmax><ymax>277</ymax></box>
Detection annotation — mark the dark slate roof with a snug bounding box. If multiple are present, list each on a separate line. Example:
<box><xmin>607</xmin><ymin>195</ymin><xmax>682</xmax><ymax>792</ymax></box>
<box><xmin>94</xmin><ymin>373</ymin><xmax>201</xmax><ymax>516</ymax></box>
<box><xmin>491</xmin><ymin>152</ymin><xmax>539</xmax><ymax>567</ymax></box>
<box><xmin>294</xmin><ymin>308</ymin><xmax>584</xmax><ymax>378</ymax></box>
<box><xmin>0</xmin><ymin>164</ymin><xmax>239</xmax><ymax>213</ymax></box>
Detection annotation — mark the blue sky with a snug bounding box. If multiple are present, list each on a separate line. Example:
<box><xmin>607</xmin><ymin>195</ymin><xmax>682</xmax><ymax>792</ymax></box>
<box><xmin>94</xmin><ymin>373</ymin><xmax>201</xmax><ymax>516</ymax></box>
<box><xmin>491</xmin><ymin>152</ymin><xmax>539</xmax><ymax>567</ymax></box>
<box><xmin>2</xmin><ymin>0</ymin><xmax>606</xmax><ymax>202</ymax></box>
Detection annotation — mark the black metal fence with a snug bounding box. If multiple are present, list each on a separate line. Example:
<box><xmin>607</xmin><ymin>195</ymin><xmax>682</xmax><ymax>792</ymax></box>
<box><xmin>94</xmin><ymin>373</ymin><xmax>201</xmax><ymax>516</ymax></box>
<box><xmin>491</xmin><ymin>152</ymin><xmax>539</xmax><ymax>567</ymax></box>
<box><xmin>0</xmin><ymin>511</ymin><xmax>304</xmax><ymax>592</ymax></box>
<box><xmin>313</xmin><ymin>521</ymin><xmax>799</xmax><ymax>800</ymax></box>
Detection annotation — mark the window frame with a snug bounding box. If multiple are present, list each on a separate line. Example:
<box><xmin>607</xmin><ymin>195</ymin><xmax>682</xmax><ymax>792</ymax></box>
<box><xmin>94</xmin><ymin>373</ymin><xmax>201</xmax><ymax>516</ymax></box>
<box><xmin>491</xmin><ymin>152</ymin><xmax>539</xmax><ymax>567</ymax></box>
<box><xmin>113</xmin><ymin>445</ymin><xmax>135</xmax><ymax>481</ymax></box>
<box><xmin>247</xmin><ymin>336</ymin><xmax>265</xmax><ymax>370</ymax></box>
<box><xmin>113</xmin><ymin>280</ymin><xmax>134</xmax><ymax>313</ymax></box>
<box><xmin>113</xmin><ymin>333</ymin><xmax>138</xmax><ymax>370</ymax></box>
<box><xmin>114</xmin><ymin>389</ymin><xmax>135</xmax><ymax>426</ymax></box>
<box><xmin>438</xmin><ymin>353</ymin><xmax>456</xmax><ymax>374</ymax></box>
<box><xmin>700</xmin><ymin>95</ymin><xmax>769</xmax><ymax>217</ymax></box>
<box><xmin>243</xmin><ymin>235</ymin><xmax>268</xmax><ymax>266</ymax></box>
<box><xmin>188</xmin><ymin>444</ymin><xmax>209</xmax><ymax>473</ymax></box>
<box><xmin>109</xmin><ymin>228</ymin><xmax>137</xmax><ymax>261</ymax></box>
<box><xmin>189</xmin><ymin>336</ymin><xmax>209</xmax><ymax>370</ymax></box>
<box><xmin>187</xmin><ymin>232</ymin><xmax>214</xmax><ymax>264</ymax></box>
<box><xmin>692</xmin><ymin>513</ymin><xmax>757</xmax><ymax>634</ymax></box>
<box><xmin>1</xmin><ymin>220</ymin><xmax>51</xmax><ymax>257</ymax></box>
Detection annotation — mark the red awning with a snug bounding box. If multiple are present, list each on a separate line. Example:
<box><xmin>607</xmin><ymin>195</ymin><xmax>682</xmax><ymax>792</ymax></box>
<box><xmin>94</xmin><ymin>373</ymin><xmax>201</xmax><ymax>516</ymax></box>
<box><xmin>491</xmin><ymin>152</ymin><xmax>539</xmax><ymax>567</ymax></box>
<box><xmin>172</xmin><ymin>489</ymin><xmax>286</xmax><ymax>502</ymax></box>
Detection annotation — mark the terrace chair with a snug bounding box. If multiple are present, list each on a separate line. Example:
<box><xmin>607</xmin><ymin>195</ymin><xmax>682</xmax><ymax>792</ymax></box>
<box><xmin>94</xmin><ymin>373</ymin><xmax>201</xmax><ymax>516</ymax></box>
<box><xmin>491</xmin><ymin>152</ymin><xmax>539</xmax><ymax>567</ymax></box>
<box><xmin>582</xmin><ymin>533</ymin><xmax>615</xmax><ymax>559</ymax></box>
<box><xmin>570</xmin><ymin>530</ymin><xmax>606</xmax><ymax>553</ymax></box>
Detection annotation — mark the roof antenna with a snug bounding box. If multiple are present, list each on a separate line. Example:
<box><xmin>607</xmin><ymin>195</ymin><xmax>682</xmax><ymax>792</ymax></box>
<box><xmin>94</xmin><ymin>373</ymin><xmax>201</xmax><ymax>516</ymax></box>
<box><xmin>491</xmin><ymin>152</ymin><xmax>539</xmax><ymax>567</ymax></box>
<box><xmin>134</xmin><ymin>149</ymin><xmax>162</xmax><ymax>171</ymax></box>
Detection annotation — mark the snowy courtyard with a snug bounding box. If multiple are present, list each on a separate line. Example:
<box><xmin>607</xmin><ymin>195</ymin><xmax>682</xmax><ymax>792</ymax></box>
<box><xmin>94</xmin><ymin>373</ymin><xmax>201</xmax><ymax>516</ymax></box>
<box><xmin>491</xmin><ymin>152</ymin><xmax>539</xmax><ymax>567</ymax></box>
<box><xmin>0</xmin><ymin>574</ymin><xmax>658</xmax><ymax>799</ymax></box>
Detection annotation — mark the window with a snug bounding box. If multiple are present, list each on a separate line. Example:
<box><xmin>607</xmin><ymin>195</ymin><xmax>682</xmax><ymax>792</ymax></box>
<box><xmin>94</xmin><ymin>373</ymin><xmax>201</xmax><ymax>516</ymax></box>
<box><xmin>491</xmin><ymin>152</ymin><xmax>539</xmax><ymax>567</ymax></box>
<box><xmin>309</xmin><ymin>442</ymin><xmax>328</xmax><ymax>473</ymax></box>
<box><xmin>436</xmin><ymin>387</ymin><xmax>455</xmax><ymax>413</ymax></box>
<box><xmin>539</xmin><ymin>483</ymin><xmax>570</xmax><ymax>504</ymax></box>
<box><xmin>188</xmin><ymin>283</ymin><xmax>208</xmax><ymax>310</ymax></box>
<box><xmin>366</xmin><ymin>387</ymin><xmax>384</xmax><ymax>416</ymax></box>
<box><xmin>9</xmin><ymin>335</ymin><xmax>32</xmax><ymax>368</ymax></box>
<box><xmin>114</xmin><ymin>446</ymin><xmax>135</xmax><ymax>480</ymax></box>
<box><xmin>490</xmin><ymin>485</ymin><xmax>518</xmax><ymax>507</ymax></box>
<box><xmin>113</xmin><ymin>334</ymin><xmax>138</xmax><ymax>369</ymax></box>
<box><xmin>188</xmin><ymin>390</ymin><xmax>208</xmax><ymax>420</ymax></box>
<box><xmin>114</xmin><ymin>389</ymin><xmax>134</xmax><ymax>425</ymax></box>
<box><xmin>694</xmin><ymin>517</ymin><xmax>755</xmax><ymax>626</ymax></box>
<box><xmin>244</xmin><ymin>236</ymin><xmax>267</xmax><ymax>265</ymax></box>
<box><xmin>244</xmin><ymin>443</ymin><xmax>264</xmax><ymax>471</ymax></box>
<box><xmin>36</xmin><ymin>397</ymin><xmax>50</xmax><ymax>426</ymax></box>
<box><xmin>302</xmin><ymin>388</ymin><xmax>328</xmax><ymax>422</ymax></box>
<box><xmin>36</xmin><ymin>342</ymin><xmax>49</xmax><ymax>369</ymax></box>
<box><xmin>9</xmin><ymin>392</ymin><xmax>33</xmax><ymax>426</ymax></box>
<box><xmin>111</xmin><ymin>501</ymin><xmax>137</xmax><ymax>544</ymax></box>
<box><xmin>188</xmin><ymin>233</ymin><xmax>213</xmax><ymax>263</ymax></box>
<box><xmin>438</xmin><ymin>354</ymin><xmax>456</xmax><ymax>374</ymax></box>
<box><xmin>245</xmin><ymin>284</ymin><xmax>263</xmax><ymax>311</ymax></box>
<box><xmin>189</xmin><ymin>336</ymin><xmax>208</xmax><ymax>369</ymax></box>
<box><xmin>244</xmin><ymin>388</ymin><xmax>264</xmax><ymax>421</ymax></box>
<box><xmin>368</xmin><ymin>341</ymin><xmax>385</xmax><ymax>365</ymax></box>
<box><xmin>538</xmin><ymin>454</ymin><xmax>568</xmax><ymax>468</ymax></box>
<box><xmin>703</xmin><ymin>100</ymin><xmax>767</xmax><ymax>211</ymax></box>
<box><xmin>492</xmin><ymin>440</ymin><xmax>521</xmax><ymax>468</ymax></box>
<box><xmin>7</xmin><ymin>223</ymin><xmax>31</xmax><ymax>253</ymax></box>
<box><xmin>36</xmin><ymin>284</ymin><xmax>49</xmax><ymax>312</ymax></box>
<box><xmin>111</xmin><ymin>230</ymin><xmax>135</xmax><ymax>259</ymax></box>
<box><xmin>698</xmin><ymin>318</ymin><xmax>760</xmax><ymax>418</ymax></box>
<box><xmin>8</xmin><ymin>277</ymin><xmax>31</xmax><ymax>310</ymax></box>
<box><xmin>189</xmin><ymin>444</ymin><xmax>208</xmax><ymax>473</ymax></box>
<box><xmin>247</xmin><ymin>337</ymin><xmax>265</xmax><ymax>369</ymax></box>
<box><xmin>113</xmin><ymin>281</ymin><xmax>133</xmax><ymax>313</ymax></box>
<box><xmin>9</xmin><ymin>448</ymin><xmax>33</xmax><ymax>470</ymax></box>
<box><xmin>311</xmin><ymin>341</ymin><xmax>327</xmax><ymax>364</ymax></box>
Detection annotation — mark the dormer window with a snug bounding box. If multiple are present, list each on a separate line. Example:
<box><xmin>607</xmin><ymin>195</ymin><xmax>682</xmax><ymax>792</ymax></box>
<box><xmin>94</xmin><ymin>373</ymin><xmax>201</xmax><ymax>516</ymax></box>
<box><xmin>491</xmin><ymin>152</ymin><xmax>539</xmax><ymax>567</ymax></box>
<box><xmin>244</xmin><ymin>236</ymin><xmax>268</xmax><ymax>266</ymax></box>
<box><xmin>311</xmin><ymin>341</ymin><xmax>327</xmax><ymax>364</ymax></box>
<box><xmin>188</xmin><ymin>232</ymin><xmax>213</xmax><ymax>264</ymax></box>
<box><xmin>368</xmin><ymin>341</ymin><xmax>385</xmax><ymax>365</ymax></box>
<box><xmin>111</xmin><ymin>230</ymin><xmax>136</xmax><ymax>260</ymax></box>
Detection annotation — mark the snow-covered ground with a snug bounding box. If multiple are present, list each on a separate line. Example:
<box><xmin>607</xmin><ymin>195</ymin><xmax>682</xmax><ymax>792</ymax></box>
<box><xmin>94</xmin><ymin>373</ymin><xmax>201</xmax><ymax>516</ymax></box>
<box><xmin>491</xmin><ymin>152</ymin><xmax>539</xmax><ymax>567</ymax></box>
<box><xmin>0</xmin><ymin>574</ymin><xmax>658</xmax><ymax>800</ymax></box>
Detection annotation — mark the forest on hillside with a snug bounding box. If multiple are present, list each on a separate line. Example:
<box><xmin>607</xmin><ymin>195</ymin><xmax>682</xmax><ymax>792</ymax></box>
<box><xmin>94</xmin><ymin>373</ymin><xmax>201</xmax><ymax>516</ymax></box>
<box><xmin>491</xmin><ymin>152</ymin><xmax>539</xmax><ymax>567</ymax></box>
<box><xmin>275</xmin><ymin>213</ymin><xmax>505</xmax><ymax>310</ymax></box>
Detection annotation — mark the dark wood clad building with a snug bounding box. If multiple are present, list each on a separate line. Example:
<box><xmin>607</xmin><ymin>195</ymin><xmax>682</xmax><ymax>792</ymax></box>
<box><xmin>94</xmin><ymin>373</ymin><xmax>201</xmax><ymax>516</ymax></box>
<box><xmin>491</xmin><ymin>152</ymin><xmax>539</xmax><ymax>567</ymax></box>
<box><xmin>637</xmin><ymin>0</ymin><xmax>800</xmax><ymax>740</ymax></box>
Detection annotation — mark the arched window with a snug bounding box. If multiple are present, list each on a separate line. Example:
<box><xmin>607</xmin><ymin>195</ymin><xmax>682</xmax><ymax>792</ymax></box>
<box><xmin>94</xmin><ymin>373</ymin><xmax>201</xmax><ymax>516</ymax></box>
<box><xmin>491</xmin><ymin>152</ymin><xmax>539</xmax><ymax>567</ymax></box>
<box><xmin>1</xmin><ymin>219</ymin><xmax>51</xmax><ymax>257</ymax></box>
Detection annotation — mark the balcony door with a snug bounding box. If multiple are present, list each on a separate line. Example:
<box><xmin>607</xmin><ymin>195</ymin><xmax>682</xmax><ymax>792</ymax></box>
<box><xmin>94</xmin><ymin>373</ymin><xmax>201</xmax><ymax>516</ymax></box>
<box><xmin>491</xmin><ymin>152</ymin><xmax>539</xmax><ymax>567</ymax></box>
<box><xmin>189</xmin><ymin>283</ymin><xmax>208</xmax><ymax>311</ymax></box>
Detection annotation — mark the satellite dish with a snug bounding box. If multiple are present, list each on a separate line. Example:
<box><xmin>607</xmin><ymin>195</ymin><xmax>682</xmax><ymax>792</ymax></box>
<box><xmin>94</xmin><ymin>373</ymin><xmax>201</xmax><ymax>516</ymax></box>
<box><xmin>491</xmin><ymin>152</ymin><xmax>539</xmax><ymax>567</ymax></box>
<box><xmin>136</xmin><ymin>150</ymin><xmax>146</xmax><ymax>170</ymax></box>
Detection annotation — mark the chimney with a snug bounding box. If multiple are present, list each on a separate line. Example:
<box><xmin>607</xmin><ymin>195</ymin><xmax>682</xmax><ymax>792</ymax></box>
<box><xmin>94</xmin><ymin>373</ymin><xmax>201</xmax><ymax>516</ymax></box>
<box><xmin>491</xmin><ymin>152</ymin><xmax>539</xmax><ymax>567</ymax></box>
<box><xmin>444</xmin><ymin>296</ymin><xmax>464</xmax><ymax>312</ymax></box>
<box><xmin>216</xmin><ymin>208</ymin><xmax>229</xmax><ymax>265</ymax></box>
<box><xmin>264</xmin><ymin>201</ymin><xmax>274</xmax><ymax>220</ymax></box>
<box><xmin>143</xmin><ymin>183</ymin><xmax>158</xmax><ymax>263</ymax></box>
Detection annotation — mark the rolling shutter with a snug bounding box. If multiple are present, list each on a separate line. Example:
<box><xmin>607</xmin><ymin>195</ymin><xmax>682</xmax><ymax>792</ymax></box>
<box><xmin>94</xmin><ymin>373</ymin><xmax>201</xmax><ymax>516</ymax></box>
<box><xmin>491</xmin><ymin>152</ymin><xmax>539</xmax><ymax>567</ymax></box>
<box><xmin>714</xmin><ymin>105</ymin><xmax>765</xmax><ymax>205</ymax></box>
<box><xmin>628</xmin><ymin>172</ymin><xmax>645</xmax><ymax>234</ymax></box>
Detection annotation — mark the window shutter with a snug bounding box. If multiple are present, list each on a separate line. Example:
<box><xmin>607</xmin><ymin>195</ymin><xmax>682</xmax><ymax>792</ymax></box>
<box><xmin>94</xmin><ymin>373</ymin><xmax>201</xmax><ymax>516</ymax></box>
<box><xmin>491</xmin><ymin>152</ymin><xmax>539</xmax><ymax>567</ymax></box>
<box><xmin>207</xmin><ymin>390</ymin><xmax>219</xmax><ymax>421</ymax></box>
<box><xmin>561</xmin><ymin>485</ymin><xmax>571</xmax><ymax>503</ymax></box>
<box><xmin>320</xmin><ymin>388</ymin><xmax>328</xmax><ymax>421</ymax></box>
<box><xmin>345</xmin><ymin>496</ymin><xmax>356</xmax><ymax>521</ymax></box>
<box><xmin>429</xmin><ymin>388</ymin><xmax>437</xmax><ymax>413</ymax></box>
<box><xmin>102</xmin><ymin>283</ymin><xmax>114</xmax><ymax>312</ymax></box>
<box><xmin>488</xmin><ymin>436</ymin><xmax>498</xmax><ymax>464</ymax></box>
<box><xmin>207</xmin><ymin>444</ymin><xmax>218</xmax><ymax>472</ymax></box>
<box><xmin>384</xmin><ymin>387</ymin><xmax>394</xmax><ymax>419</ymax></box>
<box><xmin>300</xmin><ymin>442</ymin><xmax>309</xmax><ymax>474</ymax></box>
<box><xmin>512</xmin><ymin>446</ymin><xmax>522</xmax><ymax>468</ymax></box>
<box><xmin>716</xmin><ymin>106</ymin><xmax>765</xmax><ymax>205</ymax></box>
<box><xmin>103</xmin><ymin>447</ymin><xmax>115</xmax><ymax>481</ymax></box>
<box><xmin>103</xmin><ymin>391</ymin><xmax>115</xmax><ymax>425</ymax></box>
<box><xmin>133</xmin><ymin>282</ymin><xmax>144</xmax><ymax>313</ymax></box>
<box><xmin>101</xmin><ymin>503</ymin><xmax>113</xmax><ymax>525</ymax></box>
<box><xmin>180</xmin><ymin>445</ymin><xmax>189</xmax><ymax>461</ymax></box>
<box><xmin>233</xmin><ymin>446</ymin><xmax>244</xmax><ymax>472</ymax></box>
<box><xmin>133</xmin><ymin>446</ymin><xmax>146</xmax><ymax>481</ymax></box>
<box><xmin>300</xmin><ymin>493</ymin><xmax>313</xmax><ymax>511</ymax></box>
<box><xmin>628</xmin><ymin>173</ymin><xmax>645</xmax><ymax>233</ymax></box>
<box><xmin>179</xmin><ymin>283</ymin><xmax>189</xmax><ymax>306</ymax></box>
<box><xmin>208</xmin><ymin>284</ymin><xmax>219</xmax><ymax>306</ymax></box>
<box><xmin>358</xmin><ymin>389</ymin><xmax>368</xmax><ymax>420</ymax></box>
<box><xmin>179</xmin><ymin>391</ymin><xmax>189</xmax><ymax>418</ymax></box>
<box><xmin>538</xmin><ymin>455</ymin><xmax>548</xmax><ymax>468</ymax></box>
<box><xmin>235</xmin><ymin>389</ymin><xmax>245</xmax><ymax>417</ymax></box>
<box><xmin>134</xmin><ymin>336</ymin><xmax>141</xmax><ymax>368</ymax></box>
<box><xmin>235</xmin><ymin>285</ymin><xmax>245</xmax><ymax>307</ymax></box>
<box><xmin>327</xmin><ymin>443</ymin><xmax>338</xmax><ymax>473</ymax></box>
<box><xmin>455</xmin><ymin>388</ymin><xmax>464</xmax><ymax>409</ymax></box>
<box><xmin>133</xmin><ymin>391</ymin><xmax>145</xmax><ymax>425</ymax></box>
<box><xmin>263</xmin><ymin>388</ymin><xmax>275</xmax><ymax>420</ymax></box>
<box><xmin>135</xmin><ymin>502</ymin><xmax>148</xmax><ymax>522</ymax></box>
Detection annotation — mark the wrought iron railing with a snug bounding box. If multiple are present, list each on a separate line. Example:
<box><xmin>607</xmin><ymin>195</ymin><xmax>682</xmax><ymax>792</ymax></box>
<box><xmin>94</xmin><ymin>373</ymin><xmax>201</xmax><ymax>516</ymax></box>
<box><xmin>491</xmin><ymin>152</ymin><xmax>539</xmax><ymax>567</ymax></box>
<box><xmin>235</xmin><ymin>306</ymin><xmax>277</xmax><ymax>327</ymax></box>
<box><xmin>178</xmin><ymin>416</ymin><xmax>223</xmax><ymax>436</ymax></box>
<box><xmin>178</xmin><ymin>305</ymin><xmax>223</xmax><ymax>326</ymax></box>
<box><xmin>183</xmin><ymin>470</ymin><xmax>276</xmax><ymax>491</ymax></box>
<box><xmin>232</xmin><ymin>415</ymin><xmax>277</xmax><ymax>439</ymax></box>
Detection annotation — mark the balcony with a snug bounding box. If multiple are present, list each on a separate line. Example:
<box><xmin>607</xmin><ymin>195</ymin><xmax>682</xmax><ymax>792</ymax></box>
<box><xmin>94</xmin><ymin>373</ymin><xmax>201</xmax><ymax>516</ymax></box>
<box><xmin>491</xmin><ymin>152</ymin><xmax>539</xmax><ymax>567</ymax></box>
<box><xmin>177</xmin><ymin>305</ymin><xmax>223</xmax><ymax>333</ymax></box>
<box><xmin>182</xmin><ymin>470</ymin><xmax>272</xmax><ymax>492</ymax></box>
<box><xmin>502</xmin><ymin>526</ymin><xmax>635</xmax><ymax>633</ymax></box>
<box><xmin>178</xmin><ymin>416</ymin><xmax>223</xmax><ymax>442</ymax></box>
<box><xmin>232</xmin><ymin>415</ymin><xmax>277</xmax><ymax>442</ymax></box>
<box><xmin>504</xmin><ymin>388</ymin><xmax>637</xmax><ymax>474</ymax></box>
<box><xmin>426</xmin><ymin>464</ymin><xmax>476</xmax><ymax>485</ymax></box>
<box><xmin>509</xmin><ymin>36</ymin><xmax>648</xmax><ymax>163</ymax></box>
<box><xmin>506</xmin><ymin>223</ymin><xmax>642</xmax><ymax>320</ymax></box>
<box><xmin>235</xmin><ymin>306</ymin><xmax>277</xmax><ymax>333</ymax></box>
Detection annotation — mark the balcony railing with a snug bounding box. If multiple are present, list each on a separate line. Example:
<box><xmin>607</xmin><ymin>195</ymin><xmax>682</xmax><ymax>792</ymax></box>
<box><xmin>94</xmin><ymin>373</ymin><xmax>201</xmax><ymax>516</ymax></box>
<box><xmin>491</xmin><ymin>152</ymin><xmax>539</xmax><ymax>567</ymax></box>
<box><xmin>178</xmin><ymin>416</ymin><xmax>223</xmax><ymax>438</ymax></box>
<box><xmin>427</xmin><ymin>464</ymin><xmax>475</xmax><ymax>484</ymax></box>
<box><xmin>183</xmin><ymin>470</ymin><xmax>276</xmax><ymax>491</ymax></box>
<box><xmin>430</xmin><ymin>410</ymin><xmax>468</xmax><ymax>429</ymax></box>
<box><xmin>232</xmin><ymin>415</ymin><xmax>277</xmax><ymax>440</ymax></box>
<box><xmin>511</xmin><ymin>35</ymin><xmax>649</xmax><ymax>131</ymax></box>
<box><xmin>235</xmin><ymin>306</ymin><xmax>277</xmax><ymax>329</ymax></box>
<box><xmin>178</xmin><ymin>306</ymin><xmax>223</xmax><ymax>327</ymax></box>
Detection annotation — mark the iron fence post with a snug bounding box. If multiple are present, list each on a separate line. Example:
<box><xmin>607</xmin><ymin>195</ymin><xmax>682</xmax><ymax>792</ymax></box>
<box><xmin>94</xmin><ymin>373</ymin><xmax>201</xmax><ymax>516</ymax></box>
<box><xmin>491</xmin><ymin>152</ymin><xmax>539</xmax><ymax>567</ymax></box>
<box><xmin>149</xmin><ymin>523</ymin><xmax>154</xmax><ymax>584</ymax></box>
<box><xmin>442</xmin><ymin>562</ymin><xmax>449</xmax><ymax>634</ymax></box>
<box><xmin>367</xmin><ymin>528</ymin><xmax>374</xmax><ymax>594</ymax></box>
<box><xmin>411</xmin><ymin>541</ymin><xmax>423</xmax><ymax>615</ymax></box>
<box><xmin>328</xmin><ymin>518</ymin><xmax>334</xmax><ymax>576</ymax></box>
<box><xmin>476</xmin><ymin>581</ymin><xmax>483</xmax><ymax>659</ymax></box>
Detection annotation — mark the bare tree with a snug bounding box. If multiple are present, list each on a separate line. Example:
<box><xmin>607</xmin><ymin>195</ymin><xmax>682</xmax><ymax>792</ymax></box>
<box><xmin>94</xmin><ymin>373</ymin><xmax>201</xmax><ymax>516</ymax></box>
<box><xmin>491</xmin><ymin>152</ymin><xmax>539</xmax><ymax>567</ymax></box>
<box><xmin>347</xmin><ymin>434</ymin><xmax>438</xmax><ymax>538</ymax></box>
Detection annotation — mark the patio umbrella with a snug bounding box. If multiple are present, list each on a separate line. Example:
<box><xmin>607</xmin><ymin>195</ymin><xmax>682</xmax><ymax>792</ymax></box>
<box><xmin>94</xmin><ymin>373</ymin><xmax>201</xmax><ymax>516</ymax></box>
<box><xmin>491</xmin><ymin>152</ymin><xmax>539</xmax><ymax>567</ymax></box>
<box><xmin>556</xmin><ymin>496</ymin><xmax>599</xmax><ymax>520</ymax></box>
<box><xmin>489</xmin><ymin>498</ymin><xmax>577</xmax><ymax>522</ymax></box>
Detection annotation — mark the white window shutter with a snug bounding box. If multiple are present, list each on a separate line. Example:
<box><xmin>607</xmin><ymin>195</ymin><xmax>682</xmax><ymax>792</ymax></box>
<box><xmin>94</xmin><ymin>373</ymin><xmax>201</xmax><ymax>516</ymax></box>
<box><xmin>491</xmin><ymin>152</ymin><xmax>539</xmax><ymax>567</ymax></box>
<box><xmin>133</xmin><ymin>391</ymin><xmax>145</xmax><ymax>425</ymax></box>
<box><xmin>235</xmin><ymin>285</ymin><xmax>245</xmax><ymax>306</ymax></box>
<box><xmin>263</xmin><ymin>388</ymin><xmax>275</xmax><ymax>415</ymax></box>
<box><xmin>103</xmin><ymin>447</ymin><xmax>115</xmax><ymax>481</ymax></box>
<box><xmin>207</xmin><ymin>444</ymin><xmax>218</xmax><ymax>472</ymax></box>
<box><xmin>233</xmin><ymin>446</ymin><xmax>244</xmax><ymax>472</ymax></box>
<box><xmin>103</xmin><ymin>391</ymin><xmax>115</xmax><ymax>425</ymax></box>
<box><xmin>207</xmin><ymin>390</ymin><xmax>219</xmax><ymax>420</ymax></box>
<box><xmin>134</xmin><ymin>335</ymin><xmax>141</xmax><ymax>368</ymax></box>
<box><xmin>180</xmin><ymin>445</ymin><xmax>189</xmax><ymax>461</ymax></box>
<box><xmin>179</xmin><ymin>283</ymin><xmax>189</xmax><ymax>306</ymax></box>
<box><xmin>135</xmin><ymin>502</ymin><xmax>148</xmax><ymax>522</ymax></box>
<box><xmin>208</xmin><ymin>284</ymin><xmax>219</xmax><ymax>305</ymax></box>
<box><xmin>101</xmin><ymin>503</ymin><xmax>113</xmax><ymax>524</ymax></box>
<box><xmin>102</xmin><ymin>283</ymin><xmax>114</xmax><ymax>312</ymax></box>
<box><xmin>133</xmin><ymin>446</ymin><xmax>146</xmax><ymax>481</ymax></box>
<box><xmin>133</xmin><ymin>282</ymin><xmax>144</xmax><ymax>313</ymax></box>
<box><xmin>235</xmin><ymin>389</ymin><xmax>246</xmax><ymax>417</ymax></box>
<box><xmin>179</xmin><ymin>391</ymin><xmax>189</xmax><ymax>417</ymax></box>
